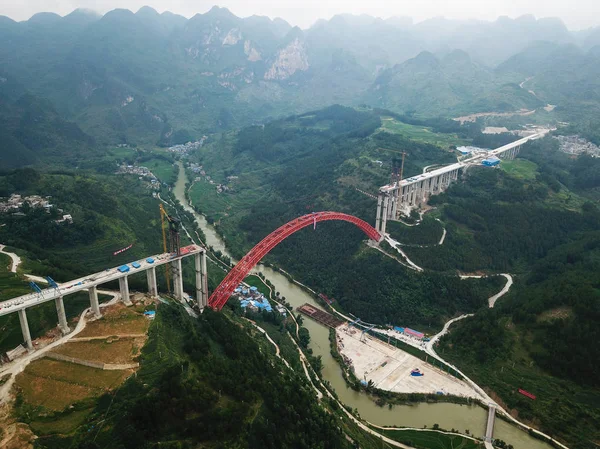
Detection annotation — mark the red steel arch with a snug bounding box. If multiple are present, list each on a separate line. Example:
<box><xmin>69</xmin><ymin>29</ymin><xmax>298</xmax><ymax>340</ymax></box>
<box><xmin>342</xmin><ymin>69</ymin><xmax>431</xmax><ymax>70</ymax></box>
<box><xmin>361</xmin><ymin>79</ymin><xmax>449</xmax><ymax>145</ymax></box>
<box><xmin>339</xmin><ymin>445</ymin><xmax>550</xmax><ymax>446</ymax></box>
<box><xmin>208</xmin><ymin>212</ymin><xmax>381</xmax><ymax>310</ymax></box>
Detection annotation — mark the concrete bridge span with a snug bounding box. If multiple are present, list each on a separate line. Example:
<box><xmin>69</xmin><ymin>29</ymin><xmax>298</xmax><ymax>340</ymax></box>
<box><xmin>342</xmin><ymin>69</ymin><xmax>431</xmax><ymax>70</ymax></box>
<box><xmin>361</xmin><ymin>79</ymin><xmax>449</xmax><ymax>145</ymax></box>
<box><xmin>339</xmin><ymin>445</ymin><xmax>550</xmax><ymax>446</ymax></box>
<box><xmin>375</xmin><ymin>132</ymin><xmax>548</xmax><ymax>232</ymax></box>
<box><xmin>0</xmin><ymin>246</ymin><xmax>207</xmax><ymax>351</ymax></box>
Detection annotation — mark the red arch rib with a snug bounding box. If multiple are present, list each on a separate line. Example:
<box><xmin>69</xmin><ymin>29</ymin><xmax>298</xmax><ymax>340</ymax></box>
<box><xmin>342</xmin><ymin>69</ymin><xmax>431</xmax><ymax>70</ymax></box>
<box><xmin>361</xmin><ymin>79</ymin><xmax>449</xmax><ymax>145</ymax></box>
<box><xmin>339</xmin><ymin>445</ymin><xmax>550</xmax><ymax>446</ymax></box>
<box><xmin>208</xmin><ymin>211</ymin><xmax>381</xmax><ymax>310</ymax></box>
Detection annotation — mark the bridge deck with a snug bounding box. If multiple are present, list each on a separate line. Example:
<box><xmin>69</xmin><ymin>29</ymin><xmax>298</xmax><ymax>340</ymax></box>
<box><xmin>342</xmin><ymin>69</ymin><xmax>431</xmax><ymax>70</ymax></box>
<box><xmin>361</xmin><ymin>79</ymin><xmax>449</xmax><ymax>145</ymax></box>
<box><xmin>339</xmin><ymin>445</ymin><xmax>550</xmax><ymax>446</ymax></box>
<box><xmin>0</xmin><ymin>246</ymin><xmax>203</xmax><ymax>317</ymax></box>
<box><xmin>379</xmin><ymin>132</ymin><xmax>547</xmax><ymax>194</ymax></box>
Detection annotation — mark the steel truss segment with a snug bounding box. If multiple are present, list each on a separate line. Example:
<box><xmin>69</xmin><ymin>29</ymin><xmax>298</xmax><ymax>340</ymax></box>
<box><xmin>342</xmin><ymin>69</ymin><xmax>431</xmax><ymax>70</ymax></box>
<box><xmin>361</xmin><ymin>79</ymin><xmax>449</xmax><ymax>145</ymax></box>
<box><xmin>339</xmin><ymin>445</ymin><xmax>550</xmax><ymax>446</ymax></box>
<box><xmin>208</xmin><ymin>212</ymin><xmax>381</xmax><ymax>310</ymax></box>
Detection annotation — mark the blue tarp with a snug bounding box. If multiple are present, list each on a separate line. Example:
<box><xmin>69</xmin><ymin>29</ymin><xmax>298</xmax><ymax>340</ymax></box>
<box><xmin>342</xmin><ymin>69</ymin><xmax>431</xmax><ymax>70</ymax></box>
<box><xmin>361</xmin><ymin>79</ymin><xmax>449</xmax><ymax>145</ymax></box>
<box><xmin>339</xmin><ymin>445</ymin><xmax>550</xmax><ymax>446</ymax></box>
<box><xmin>146</xmin><ymin>257</ymin><xmax>155</xmax><ymax>264</ymax></box>
<box><xmin>394</xmin><ymin>326</ymin><xmax>404</xmax><ymax>333</ymax></box>
<box><xmin>144</xmin><ymin>311</ymin><xmax>156</xmax><ymax>316</ymax></box>
<box><xmin>118</xmin><ymin>265</ymin><xmax>130</xmax><ymax>273</ymax></box>
<box><xmin>132</xmin><ymin>261</ymin><xmax>141</xmax><ymax>269</ymax></box>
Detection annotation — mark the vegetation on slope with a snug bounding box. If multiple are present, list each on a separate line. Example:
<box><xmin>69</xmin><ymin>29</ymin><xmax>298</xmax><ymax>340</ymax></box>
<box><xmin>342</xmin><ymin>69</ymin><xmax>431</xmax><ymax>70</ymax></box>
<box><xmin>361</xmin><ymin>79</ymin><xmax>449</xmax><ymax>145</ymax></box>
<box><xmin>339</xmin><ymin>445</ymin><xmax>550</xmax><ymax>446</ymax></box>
<box><xmin>0</xmin><ymin>169</ymin><xmax>163</xmax><ymax>280</ymax></box>
<box><xmin>400</xmin><ymin>138</ymin><xmax>600</xmax><ymax>448</ymax></box>
<box><xmin>35</xmin><ymin>305</ymin><xmax>351</xmax><ymax>449</ymax></box>
<box><xmin>188</xmin><ymin>106</ymin><xmax>509</xmax><ymax>331</ymax></box>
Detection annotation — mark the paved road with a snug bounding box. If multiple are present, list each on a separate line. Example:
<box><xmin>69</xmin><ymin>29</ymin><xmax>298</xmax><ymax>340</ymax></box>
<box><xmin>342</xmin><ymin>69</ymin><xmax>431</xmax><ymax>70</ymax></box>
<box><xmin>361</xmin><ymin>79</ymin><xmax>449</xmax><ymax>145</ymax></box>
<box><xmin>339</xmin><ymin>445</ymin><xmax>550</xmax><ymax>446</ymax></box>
<box><xmin>0</xmin><ymin>245</ymin><xmax>20</xmax><ymax>273</ymax></box>
<box><xmin>488</xmin><ymin>274</ymin><xmax>513</xmax><ymax>308</ymax></box>
<box><xmin>0</xmin><ymin>293</ymin><xmax>119</xmax><ymax>404</ymax></box>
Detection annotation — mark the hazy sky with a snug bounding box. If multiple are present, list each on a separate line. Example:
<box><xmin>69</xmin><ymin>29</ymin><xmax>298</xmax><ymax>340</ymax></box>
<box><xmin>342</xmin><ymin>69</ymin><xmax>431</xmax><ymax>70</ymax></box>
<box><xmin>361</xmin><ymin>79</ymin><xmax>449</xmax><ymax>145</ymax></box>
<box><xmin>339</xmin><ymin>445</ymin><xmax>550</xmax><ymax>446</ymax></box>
<box><xmin>2</xmin><ymin>0</ymin><xmax>600</xmax><ymax>30</ymax></box>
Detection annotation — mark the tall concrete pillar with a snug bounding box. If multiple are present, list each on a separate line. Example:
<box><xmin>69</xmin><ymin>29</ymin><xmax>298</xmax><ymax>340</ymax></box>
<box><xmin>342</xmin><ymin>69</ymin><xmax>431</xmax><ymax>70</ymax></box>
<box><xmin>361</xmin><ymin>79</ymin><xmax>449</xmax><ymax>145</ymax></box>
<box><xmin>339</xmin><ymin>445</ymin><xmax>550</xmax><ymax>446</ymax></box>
<box><xmin>201</xmin><ymin>251</ymin><xmax>208</xmax><ymax>307</ymax></box>
<box><xmin>55</xmin><ymin>296</ymin><xmax>70</xmax><ymax>334</ymax></box>
<box><xmin>381</xmin><ymin>195</ymin><xmax>389</xmax><ymax>235</ymax></box>
<box><xmin>391</xmin><ymin>189</ymin><xmax>399</xmax><ymax>219</ymax></box>
<box><xmin>89</xmin><ymin>286</ymin><xmax>101</xmax><ymax>318</ymax></box>
<box><xmin>414</xmin><ymin>182</ymin><xmax>420</xmax><ymax>205</ymax></box>
<box><xmin>18</xmin><ymin>308</ymin><xmax>33</xmax><ymax>350</ymax></box>
<box><xmin>147</xmin><ymin>266</ymin><xmax>158</xmax><ymax>297</ymax></box>
<box><xmin>195</xmin><ymin>251</ymin><xmax>209</xmax><ymax>308</ymax></box>
<box><xmin>119</xmin><ymin>276</ymin><xmax>132</xmax><ymax>306</ymax></box>
<box><xmin>172</xmin><ymin>258</ymin><xmax>183</xmax><ymax>300</ymax></box>
<box><xmin>375</xmin><ymin>194</ymin><xmax>383</xmax><ymax>232</ymax></box>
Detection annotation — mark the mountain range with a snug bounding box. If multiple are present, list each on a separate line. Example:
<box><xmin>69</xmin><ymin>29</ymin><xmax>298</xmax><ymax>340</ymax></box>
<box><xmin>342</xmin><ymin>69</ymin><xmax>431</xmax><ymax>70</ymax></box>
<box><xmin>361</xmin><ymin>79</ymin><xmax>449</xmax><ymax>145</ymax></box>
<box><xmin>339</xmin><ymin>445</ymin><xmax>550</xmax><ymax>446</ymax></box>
<box><xmin>1</xmin><ymin>6</ymin><xmax>600</xmax><ymax>160</ymax></box>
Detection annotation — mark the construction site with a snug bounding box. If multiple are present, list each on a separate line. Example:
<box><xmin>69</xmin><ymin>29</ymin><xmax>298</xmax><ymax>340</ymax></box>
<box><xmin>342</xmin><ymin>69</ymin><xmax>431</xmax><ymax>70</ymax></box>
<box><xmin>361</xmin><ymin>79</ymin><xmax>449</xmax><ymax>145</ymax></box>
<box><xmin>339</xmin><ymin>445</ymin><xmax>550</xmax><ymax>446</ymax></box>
<box><xmin>336</xmin><ymin>323</ymin><xmax>481</xmax><ymax>398</ymax></box>
<box><xmin>298</xmin><ymin>302</ymin><xmax>480</xmax><ymax>399</ymax></box>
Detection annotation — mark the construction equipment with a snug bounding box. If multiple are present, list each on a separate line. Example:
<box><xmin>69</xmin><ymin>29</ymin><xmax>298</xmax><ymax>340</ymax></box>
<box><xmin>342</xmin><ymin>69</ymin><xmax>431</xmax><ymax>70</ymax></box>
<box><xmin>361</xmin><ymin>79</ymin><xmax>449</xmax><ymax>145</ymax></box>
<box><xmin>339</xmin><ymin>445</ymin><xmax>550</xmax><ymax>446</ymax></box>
<box><xmin>159</xmin><ymin>203</ymin><xmax>182</xmax><ymax>292</ymax></box>
<box><xmin>361</xmin><ymin>324</ymin><xmax>376</xmax><ymax>342</ymax></box>
<box><xmin>398</xmin><ymin>151</ymin><xmax>406</xmax><ymax>184</ymax></box>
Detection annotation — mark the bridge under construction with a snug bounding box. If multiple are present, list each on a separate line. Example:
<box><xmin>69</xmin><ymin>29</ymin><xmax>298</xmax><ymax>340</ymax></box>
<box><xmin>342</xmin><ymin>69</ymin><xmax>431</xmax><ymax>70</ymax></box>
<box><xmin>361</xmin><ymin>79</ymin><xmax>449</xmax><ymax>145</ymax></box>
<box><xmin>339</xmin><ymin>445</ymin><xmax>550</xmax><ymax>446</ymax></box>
<box><xmin>0</xmin><ymin>246</ymin><xmax>207</xmax><ymax>351</ymax></box>
<box><xmin>375</xmin><ymin>132</ymin><xmax>548</xmax><ymax>233</ymax></box>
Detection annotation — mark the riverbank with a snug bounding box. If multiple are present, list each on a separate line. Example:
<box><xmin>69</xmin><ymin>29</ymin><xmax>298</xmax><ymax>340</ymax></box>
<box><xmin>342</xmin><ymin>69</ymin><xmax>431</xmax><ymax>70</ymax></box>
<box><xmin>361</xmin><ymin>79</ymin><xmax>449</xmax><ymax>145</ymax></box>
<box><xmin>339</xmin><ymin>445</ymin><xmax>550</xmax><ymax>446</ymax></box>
<box><xmin>172</xmin><ymin>162</ymin><xmax>559</xmax><ymax>449</ymax></box>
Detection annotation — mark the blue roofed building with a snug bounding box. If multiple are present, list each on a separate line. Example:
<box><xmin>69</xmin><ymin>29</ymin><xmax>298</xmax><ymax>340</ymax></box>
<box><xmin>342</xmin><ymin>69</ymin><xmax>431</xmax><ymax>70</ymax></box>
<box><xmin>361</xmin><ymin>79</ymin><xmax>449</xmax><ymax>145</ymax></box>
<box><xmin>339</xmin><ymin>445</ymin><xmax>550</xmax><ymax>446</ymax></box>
<box><xmin>482</xmin><ymin>156</ymin><xmax>501</xmax><ymax>167</ymax></box>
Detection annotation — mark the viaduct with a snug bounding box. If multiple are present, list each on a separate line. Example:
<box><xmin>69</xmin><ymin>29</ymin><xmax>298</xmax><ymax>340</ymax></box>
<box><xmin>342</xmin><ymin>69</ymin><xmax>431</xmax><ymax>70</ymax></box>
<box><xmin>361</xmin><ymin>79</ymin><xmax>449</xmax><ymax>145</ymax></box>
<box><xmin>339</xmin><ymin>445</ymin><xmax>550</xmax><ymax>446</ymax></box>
<box><xmin>0</xmin><ymin>245</ymin><xmax>207</xmax><ymax>351</ymax></box>
<box><xmin>1</xmin><ymin>134</ymin><xmax>546</xmax><ymax>355</ymax></box>
<box><xmin>375</xmin><ymin>132</ymin><xmax>548</xmax><ymax>233</ymax></box>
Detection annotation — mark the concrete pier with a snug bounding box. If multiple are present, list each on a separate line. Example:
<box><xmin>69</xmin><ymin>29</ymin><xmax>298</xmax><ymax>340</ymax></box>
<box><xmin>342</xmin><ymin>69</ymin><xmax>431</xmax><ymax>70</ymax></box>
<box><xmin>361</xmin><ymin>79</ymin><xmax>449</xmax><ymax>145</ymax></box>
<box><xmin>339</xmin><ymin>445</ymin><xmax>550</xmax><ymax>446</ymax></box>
<box><xmin>146</xmin><ymin>266</ymin><xmax>158</xmax><ymax>297</ymax></box>
<box><xmin>89</xmin><ymin>286</ymin><xmax>101</xmax><ymax>318</ymax></box>
<box><xmin>0</xmin><ymin>246</ymin><xmax>206</xmax><ymax>325</ymax></box>
<box><xmin>376</xmin><ymin>166</ymin><xmax>461</xmax><ymax>226</ymax></box>
<box><xmin>119</xmin><ymin>276</ymin><xmax>132</xmax><ymax>306</ymax></box>
<box><xmin>55</xmin><ymin>296</ymin><xmax>70</xmax><ymax>334</ymax></box>
<box><xmin>18</xmin><ymin>308</ymin><xmax>33</xmax><ymax>350</ymax></box>
<box><xmin>380</xmin><ymin>195</ymin><xmax>389</xmax><ymax>234</ymax></box>
<box><xmin>195</xmin><ymin>252</ymin><xmax>208</xmax><ymax>308</ymax></box>
<box><xmin>375</xmin><ymin>134</ymin><xmax>545</xmax><ymax>223</ymax></box>
<box><xmin>375</xmin><ymin>195</ymin><xmax>383</xmax><ymax>231</ymax></box>
<box><xmin>172</xmin><ymin>258</ymin><xmax>183</xmax><ymax>300</ymax></box>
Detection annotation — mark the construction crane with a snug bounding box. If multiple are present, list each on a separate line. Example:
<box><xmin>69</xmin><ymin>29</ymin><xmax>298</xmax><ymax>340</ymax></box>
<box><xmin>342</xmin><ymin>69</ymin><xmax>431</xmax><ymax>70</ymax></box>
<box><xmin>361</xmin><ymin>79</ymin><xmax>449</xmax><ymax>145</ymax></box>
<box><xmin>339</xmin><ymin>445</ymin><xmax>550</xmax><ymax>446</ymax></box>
<box><xmin>398</xmin><ymin>151</ymin><xmax>406</xmax><ymax>184</ymax></box>
<box><xmin>159</xmin><ymin>203</ymin><xmax>182</xmax><ymax>292</ymax></box>
<box><xmin>378</xmin><ymin>148</ymin><xmax>407</xmax><ymax>185</ymax></box>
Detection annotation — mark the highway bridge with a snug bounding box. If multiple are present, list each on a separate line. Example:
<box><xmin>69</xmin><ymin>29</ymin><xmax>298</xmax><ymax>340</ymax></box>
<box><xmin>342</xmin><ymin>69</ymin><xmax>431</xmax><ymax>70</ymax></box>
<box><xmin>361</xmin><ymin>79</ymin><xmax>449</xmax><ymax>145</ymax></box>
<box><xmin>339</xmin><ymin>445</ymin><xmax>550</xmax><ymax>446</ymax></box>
<box><xmin>0</xmin><ymin>246</ymin><xmax>207</xmax><ymax>351</ymax></box>
<box><xmin>375</xmin><ymin>131</ymin><xmax>549</xmax><ymax>233</ymax></box>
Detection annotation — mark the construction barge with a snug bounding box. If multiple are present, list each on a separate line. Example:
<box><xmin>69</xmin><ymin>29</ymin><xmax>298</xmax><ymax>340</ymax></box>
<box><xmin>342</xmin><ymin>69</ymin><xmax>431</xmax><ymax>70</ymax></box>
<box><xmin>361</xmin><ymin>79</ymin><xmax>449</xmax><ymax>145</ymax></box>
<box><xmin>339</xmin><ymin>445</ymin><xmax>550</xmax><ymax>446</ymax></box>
<box><xmin>298</xmin><ymin>304</ymin><xmax>344</xmax><ymax>328</ymax></box>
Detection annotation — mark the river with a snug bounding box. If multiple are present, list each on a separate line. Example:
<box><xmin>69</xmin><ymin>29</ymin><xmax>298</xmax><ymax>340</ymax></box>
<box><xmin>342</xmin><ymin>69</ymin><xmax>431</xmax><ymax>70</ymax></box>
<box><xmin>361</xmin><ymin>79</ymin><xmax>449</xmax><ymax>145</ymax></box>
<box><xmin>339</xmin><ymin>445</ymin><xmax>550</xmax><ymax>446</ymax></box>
<box><xmin>173</xmin><ymin>163</ymin><xmax>553</xmax><ymax>449</ymax></box>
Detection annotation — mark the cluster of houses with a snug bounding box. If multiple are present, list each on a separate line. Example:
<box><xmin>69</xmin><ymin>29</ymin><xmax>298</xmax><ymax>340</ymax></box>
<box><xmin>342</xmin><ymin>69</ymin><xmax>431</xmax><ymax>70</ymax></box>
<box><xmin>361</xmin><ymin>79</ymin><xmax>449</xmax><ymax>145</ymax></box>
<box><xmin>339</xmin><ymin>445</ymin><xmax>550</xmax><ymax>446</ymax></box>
<box><xmin>0</xmin><ymin>194</ymin><xmax>73</xmax><ymax>223</ymax></box>
<box><xmin>116</xmin><ymin>164</ymin><xmax>162</xmax><ymax>190</ymax></box>
<box><xmin>555</xmin><ymin>135</ymin><xmax>600</xmax><ymax>157</ymax></box>
<box><xmin>188</xmin><ymin>163</ymin><xmax>234</xmax><ymax>194</ymax></box>
<box><xmin>167</xmin><ymin>137</ymin><xmax>207</xmax><ymax>156</ymax></box>
<box><xmin>234</xmin><ymin>285</ymin><xmax>287</xmax><ymax>316</ymax></box>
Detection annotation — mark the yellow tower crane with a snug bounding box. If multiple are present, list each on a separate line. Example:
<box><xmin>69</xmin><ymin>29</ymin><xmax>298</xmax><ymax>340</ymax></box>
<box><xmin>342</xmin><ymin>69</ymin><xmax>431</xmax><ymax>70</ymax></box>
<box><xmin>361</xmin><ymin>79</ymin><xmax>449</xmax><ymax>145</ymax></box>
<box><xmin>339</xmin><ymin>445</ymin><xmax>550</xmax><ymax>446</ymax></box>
<box><xmin>159</xmin><ymin>203</ymin><xmax>171</xmax><ymax>291</ymax></box>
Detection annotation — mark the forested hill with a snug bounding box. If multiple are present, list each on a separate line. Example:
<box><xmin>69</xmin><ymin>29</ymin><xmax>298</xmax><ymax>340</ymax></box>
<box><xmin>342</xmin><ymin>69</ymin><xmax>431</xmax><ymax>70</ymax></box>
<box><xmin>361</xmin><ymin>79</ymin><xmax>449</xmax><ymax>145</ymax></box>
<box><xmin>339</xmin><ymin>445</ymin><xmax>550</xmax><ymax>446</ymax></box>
<box><xmin>400</xmin><ymin>138</ymin><xmax>600</xmax><ymax>449</ymax></box>
<box><xmin>0</xmin><ymin>169</ymin><xmax>162</xmax><ymax>280</ymax></box>
<box><xmin>32</xmin><ymin>305</ymin><xmax>358</xmax><ymax>449</ymax></box>
<box><xmin>189</xmin><ymin>105</ymin><xmax>509</xmax><ymax>330</ymax></box>
<box><xmin>1</xmin><ymin>6</ymin><xmax>599</xmax><ymax>148</ymax></box>
<box><xmin>190</xmin><ymin>106</ymin><xmax>600</xmax><ymax>448</ymax></box>
<box><xmin>0</xmin><ymin>75</ymin><xmax>97</xmax><ymax>169</ymax></box>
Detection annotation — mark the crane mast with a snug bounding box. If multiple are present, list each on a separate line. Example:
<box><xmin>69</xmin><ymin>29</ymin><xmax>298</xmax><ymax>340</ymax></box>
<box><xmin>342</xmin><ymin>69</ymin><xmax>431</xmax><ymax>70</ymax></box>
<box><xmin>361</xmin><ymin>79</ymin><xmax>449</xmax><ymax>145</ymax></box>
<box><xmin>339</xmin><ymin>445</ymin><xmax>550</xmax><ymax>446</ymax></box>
<box><xmin>159</xmin><ymin>203</ymin><xmax>182</xmax><ymax>292</ymax></box>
